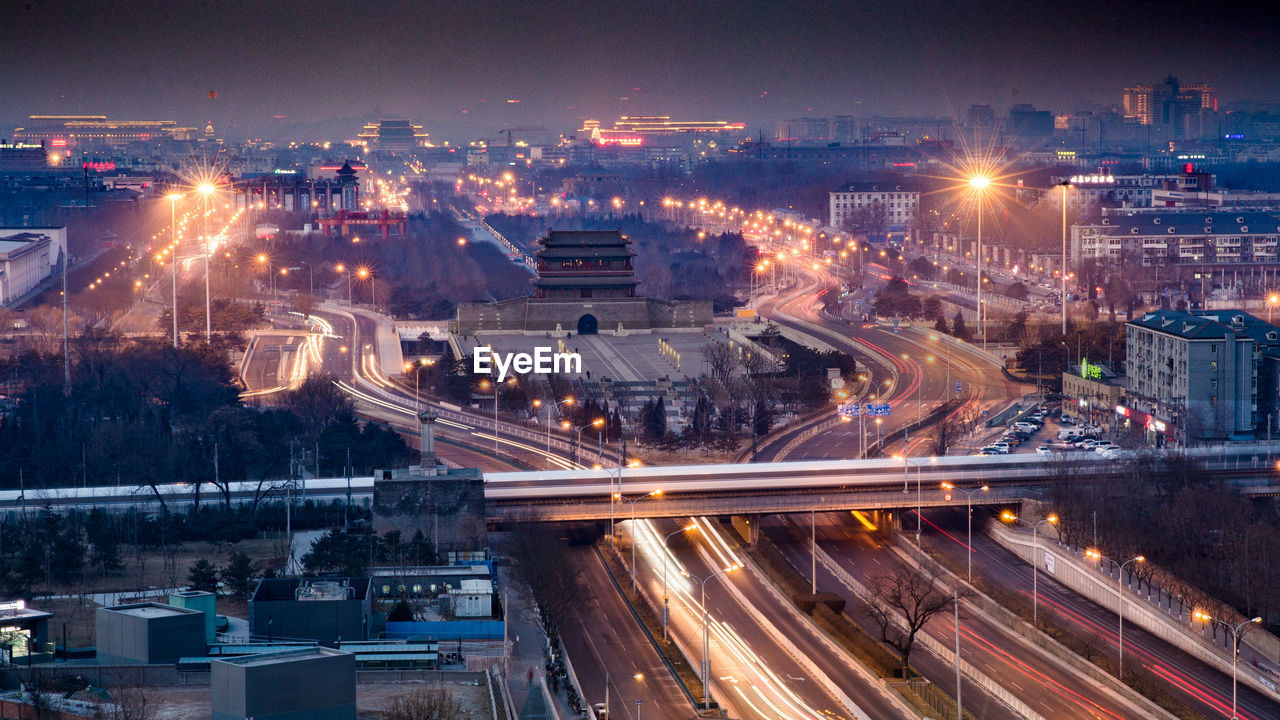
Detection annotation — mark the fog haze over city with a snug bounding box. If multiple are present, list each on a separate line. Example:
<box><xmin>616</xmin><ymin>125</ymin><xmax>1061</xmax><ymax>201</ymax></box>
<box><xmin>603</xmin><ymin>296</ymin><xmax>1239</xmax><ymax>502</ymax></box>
<box><xmin>4</xmin><ymin>0</ymin><xmax>1278</xmax><ymax>141</ymax></box>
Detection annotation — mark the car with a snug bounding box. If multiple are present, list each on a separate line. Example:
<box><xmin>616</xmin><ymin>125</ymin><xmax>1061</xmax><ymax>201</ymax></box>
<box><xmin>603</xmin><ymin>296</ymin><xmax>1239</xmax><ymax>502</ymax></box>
<box><xmin>1035</xmin><ymin>446</ymin><xmax>1052</xmax><ymax>456</ymax></box>
<box><xmin>1093</xmin><ymin>442</ymin><xmax>1119</xmax><ymax>452</ymax></box>
<box><xmin>990</xmin><ymin>442</ymin><xmax>1012</xmax><ymax>453</ymax></box>
<box><xmin>1059</xmin><ymin>416</ymin><xmax>1074</xmax><ymax>425</ymax></box>
<box><xmin>1079</xmin><ymin>440</ymin><xmax>1100</xmax><ymax>449</ymax></box>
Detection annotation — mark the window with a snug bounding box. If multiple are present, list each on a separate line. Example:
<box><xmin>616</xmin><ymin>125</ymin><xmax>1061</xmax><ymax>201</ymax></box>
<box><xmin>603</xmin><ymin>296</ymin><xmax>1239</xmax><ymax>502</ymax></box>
<box><xmin>1210</xmin><ymin>378</ymin><xmax>1217</xmax><ymax>389</ymax></box>
<box><xmin>1210</xmin><ymin>361</ymin><xmax>1218</xmax><ymax>372</ymax></box>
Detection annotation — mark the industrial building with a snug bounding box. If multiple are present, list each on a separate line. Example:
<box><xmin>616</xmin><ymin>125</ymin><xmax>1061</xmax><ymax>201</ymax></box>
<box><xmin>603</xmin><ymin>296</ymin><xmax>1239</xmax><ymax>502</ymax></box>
<box><xmin>211</xmin><ymin>647</ymin><xmax>356</xmax><ymax>720</ymax></box>
<box><xmin>169</xmin><ymin>590</ymin><xmax>218</xmax><ymax>644</ymax></box>
<box><xmin>0</xmin><ymin>226</ymin><xmax>66</xmax><ymax>307</ymax></box>
<box><xmin>95</xmin><ymin>603</ymin><xmax>206</xmax><ymax>665</ymax></box>
<box><xmin>249</xmin><ymin>578</ymin><xmax>373</xmax><ymax>645</ymax></box>
<box><xmin>0</xmin><ymin>600</ymin><xmax>52</xmax><ymax>664</ymax></box>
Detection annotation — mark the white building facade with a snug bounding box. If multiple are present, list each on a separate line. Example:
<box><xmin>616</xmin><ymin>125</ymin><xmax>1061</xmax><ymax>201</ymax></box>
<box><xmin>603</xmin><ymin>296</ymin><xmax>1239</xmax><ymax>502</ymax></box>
<box><xmin>829</xmin><ymin>181</ymin><xmax>919</xmax><ymax>232</ymax></box>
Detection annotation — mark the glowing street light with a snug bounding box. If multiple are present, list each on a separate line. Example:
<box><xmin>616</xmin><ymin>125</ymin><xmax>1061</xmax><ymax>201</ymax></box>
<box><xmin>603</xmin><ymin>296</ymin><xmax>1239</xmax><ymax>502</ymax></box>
<box><xmin>942</xmin><ymin>482</ymin><xmax>988</xmax><ymax>581</ymax></box>
<box><xmin>1192</xmin><ymin>611</ymin><xmax>1261</xmax><ymax>719</ymax></box>
<box><xmin>1086</xmin><ymin>550</ymin><xmax>1144</xmax><ymax>678</ymax></box>
<box><xmin>196</xmin><ymin>182</ymin><xmax>216</xmax><ymax>342</ymax></box>
<box><xmin>165</xmin><ymin>192</ymin><xmax>183</xmax><ymax>348</ymax></box>
<box><xmin>969</xmin><ymin>175</ymin><xmax>991</xmax><ymax>351</ymax></box>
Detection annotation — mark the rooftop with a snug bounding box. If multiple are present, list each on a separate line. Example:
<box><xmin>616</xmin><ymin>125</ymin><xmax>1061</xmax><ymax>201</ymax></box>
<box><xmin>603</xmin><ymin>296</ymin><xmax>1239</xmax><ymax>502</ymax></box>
<box><xmin>105</xmin><ymin>602</ymin><xmax>200</xmax><ymax>619</ymax></box>
<box><xmin>214</xmin><ymin>647</ymin><xmax>350</xmax><ymax>667</ymax></box>
<box><xmin>1085</xmin><ymin>212</ymin><xmax>1280</xmax><ymax>235</ymax></box>
<box><xmin>538</xmin><ymin>230</ymin><xmax>632</xmax><ymax>249</ymax></box>
<box><xmin>832</xmin><ymin>181</ymin><xmax>918</xmax><ymax>194</ymax></box>
<box><xmin>1129</xmin><ymin>309</ymin><xmax>1280</xmax><ymax>342</ymax></box>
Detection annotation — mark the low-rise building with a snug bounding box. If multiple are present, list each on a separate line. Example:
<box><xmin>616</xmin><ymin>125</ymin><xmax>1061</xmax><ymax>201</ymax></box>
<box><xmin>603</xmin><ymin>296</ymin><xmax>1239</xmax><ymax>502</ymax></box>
<box><xmin>211</xmin><ymin>647</ymin><xmax>355</xmax><ymax>720</ymax></box>
<box><xmin>249</xmin><ymin>579</ymin><xmax>372</xmax><ymax>645</ymax></box>
<box><xmin>829</xmin><ymin>181</ymin><xmax>919</xmax><ymax>232</ymax></box>
<box><xmin>1071</xmin><ymin>211</ymin><xmax>1280</xmax><ymax>271</ymax></box>
<box><xmin>95</xmin><ymin>603</ymin><xmax>205</xmax><ymax>665</ymax></box>
<box><xmin>0</xmin><ymin>227</ymin><xmax>66</xmax><ymax>306</ymax></box>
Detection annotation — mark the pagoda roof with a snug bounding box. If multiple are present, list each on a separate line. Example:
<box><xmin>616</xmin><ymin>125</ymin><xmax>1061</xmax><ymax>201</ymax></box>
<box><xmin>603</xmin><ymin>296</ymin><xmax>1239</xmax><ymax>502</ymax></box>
<box><xmin>537</xmin><ymin>246</ymin><xmax>635</xmax><ymax>259</ymax></box>
<box><xmin>538</xmin><ymin>230</ymin><xmax>632</xmax><ymax>248</ymax></box>
<box><xmin>534</xmin><ymin>276</ymin><xmax>639</xmax><ymax>288</ymax></box>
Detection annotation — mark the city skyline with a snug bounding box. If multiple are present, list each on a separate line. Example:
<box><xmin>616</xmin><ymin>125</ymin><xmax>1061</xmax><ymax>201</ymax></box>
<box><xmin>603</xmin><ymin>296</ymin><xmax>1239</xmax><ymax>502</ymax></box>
<box><xmin>3</xmin><ymin>0</ymin><xmax>1278</xmax><ymax>142</ymax></box>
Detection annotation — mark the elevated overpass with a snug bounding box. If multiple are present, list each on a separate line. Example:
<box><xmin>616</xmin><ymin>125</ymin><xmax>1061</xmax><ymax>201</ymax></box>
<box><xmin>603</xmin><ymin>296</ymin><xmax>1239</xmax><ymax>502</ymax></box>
<box><xmin>3</xmin><ymin>445</ymin><xmax>1274</xmax><ymax>521</ymax></box>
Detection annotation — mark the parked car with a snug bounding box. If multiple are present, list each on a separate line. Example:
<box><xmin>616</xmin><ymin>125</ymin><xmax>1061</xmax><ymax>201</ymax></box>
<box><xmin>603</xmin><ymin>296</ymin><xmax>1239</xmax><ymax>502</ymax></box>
<box><xmin>1035</xmin><ymin>446</ymin><xmax>1052</xmax><ymax>456</ymax></box>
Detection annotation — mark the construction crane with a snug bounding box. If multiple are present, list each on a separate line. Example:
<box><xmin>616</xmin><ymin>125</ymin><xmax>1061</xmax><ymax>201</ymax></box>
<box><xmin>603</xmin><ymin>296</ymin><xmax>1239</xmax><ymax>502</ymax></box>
<box><xmin>499</xmin><ymin>126</ymin><xmax>547</xmax><ymax>147</ymax></box>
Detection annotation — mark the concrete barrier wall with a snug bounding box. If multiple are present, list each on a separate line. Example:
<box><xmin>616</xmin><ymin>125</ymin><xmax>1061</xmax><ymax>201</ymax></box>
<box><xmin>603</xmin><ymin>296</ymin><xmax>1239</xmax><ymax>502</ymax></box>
<box><xmin>987</xmin><ymin>522</ymin><xmax>1280</xmax><ymax>700</ymax></box>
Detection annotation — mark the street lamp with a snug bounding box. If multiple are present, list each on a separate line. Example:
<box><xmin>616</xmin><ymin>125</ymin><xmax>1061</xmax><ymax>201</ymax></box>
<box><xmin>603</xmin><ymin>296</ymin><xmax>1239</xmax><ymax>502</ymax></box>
<box><xmin>356</xmin><ymin>266</ymin><xmax>375</xmax><ymax>308</ymax></box>
<box><xmin>615</xmin><ymin>490</ymin><xmax>662</xmax><ymax>593</ymax></box>
<box><xmin>196</xmin><ymin>182</ymin><xmax>216</xmax><ymax>342</ymax></box>
<box><xmin>571</xmin><ymin>418</ymin><xmax>604</xmax><ymax>468</ymax></box>
<box><xmin>404</xmin><ymin>358</ymin><xmax>435</xmax><ymax>417</ymax></box>
<box><xmin>335</xmin><ymin>264</ymin><xmax>353</xmax><ymax>304</ymax></box>
<box><xmin>969</xmin><ymin>175</ymin><xmax>990</xmax><ymax>351</ymax></box>
<box><xmin>1269</xmin><ymin>293</ymin><xmax>1279</xmax><ymax>324</ymax></box>
<box><xmin>479</xmin><ymin>378</ymin><xmax>517</xmax><ymax>451</ymax></box>
<box><xmin>661</xmin><ymin>524</ymin><xmax>698</xmax><ymax>641</ymax></box>
<box><xmin>531</xmin><ymin>396</ymin><xmax>574</xmax><ymax>455</ymax></box>
<box><xmin>941</xmin><ymin>482</ymin><xmax>988</xmax><ymax>582</ymax></box>
<box><xmin>1057</xmin><ymin>181</ymin><xmax>1073</xmax><ymax>335</ymax></box>
<box><xmin>1192</xmin><ymin>611</ymin><xmax>1261</xmax><ymax>720</ymax></box>
<box><xmin>1086</xmin><ymin>549</ymin><xmax>1144</xmax><ymax>678</ymax></box>
<box><xmin>1002</xmin><ymin>512</ymin><xmax>1058</xmax><ymax>626</ymax></box>
<box><xmin>166</xmin><ymin>192</ymin><xmax>183</xmax><ymax>348</ymax></box>
<box><xmin>683</xmin><ymin>564</ymin><xmax>741</xmax><ymax>711</ymax></box>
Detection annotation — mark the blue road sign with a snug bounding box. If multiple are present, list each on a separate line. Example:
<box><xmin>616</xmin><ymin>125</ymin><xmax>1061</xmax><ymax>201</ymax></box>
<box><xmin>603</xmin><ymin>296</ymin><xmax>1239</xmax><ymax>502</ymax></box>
<box><xmin>838</xmin><ymin>403</ymin><xmax>860</xmax><ymax>418</ymax></box>
<box><xmin>955</xmin><ymin>381</ymin><xmax>962</xmax><ymax>393</ymax></box>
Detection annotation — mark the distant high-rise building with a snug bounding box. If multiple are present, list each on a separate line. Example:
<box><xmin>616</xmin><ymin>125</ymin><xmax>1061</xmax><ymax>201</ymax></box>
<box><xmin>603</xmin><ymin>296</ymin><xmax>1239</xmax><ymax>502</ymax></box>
<box><xmin>1007</xmin><ymin>104</ymin><xmax>1053</xmax><ymax>140</ymax></box>
<box><xmin>1123</xmin><ymin>77</ymin><xmax>1216</xmax><ymax>138</ymax></box>
<box><xmin>967</xmin><ymin>104</ymin><xmax>996</xmax><ymax>130</ymax></box>
<box><xmin>831</xmin><ymin>115</ymin><xmax>856</xmax><ymax>145</ymax></box>
<box><xmin>775</xmin><ymin>118</ymin><xmax>831</xmax><ymax>144</ymax></box>
<box><xmin>1123</xmin><ymin>85</ymin><xmax>1154</xmax><ymax>124</ymax></box>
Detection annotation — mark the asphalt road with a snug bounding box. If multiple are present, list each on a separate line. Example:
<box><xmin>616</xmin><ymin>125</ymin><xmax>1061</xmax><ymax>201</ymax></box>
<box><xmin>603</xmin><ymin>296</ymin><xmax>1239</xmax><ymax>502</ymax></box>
<box><xmin>769</xmin><ymin>512</ymin><xmax>1146</xmax><ymax>720</ymax></box>
<box><xmin>560</xmin><ymin>544</ymin><xmax>697</xmax><ymax>720</ymax></box>
<box><xmin>922</xmin><ymin>508</ymin><xmax>1280</xmax><ymax>720</ymax></box>
<box><xmin>629</xmin><ymin>516</ymin><xmax>916</xmax><ymax>720</ymax></box>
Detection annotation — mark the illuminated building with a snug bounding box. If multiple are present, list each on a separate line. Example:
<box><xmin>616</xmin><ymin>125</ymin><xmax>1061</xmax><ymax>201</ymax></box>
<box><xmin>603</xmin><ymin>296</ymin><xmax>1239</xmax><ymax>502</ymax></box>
<box><xmin>12</xmin><ymin>115</ymin><xmax>197</xmax><ymax>149</ymax></box>
<box><xmin>356</xmin><ymin>119</ymin><xmax>428</xmax><ymax>151</ymax></box>
<box><xmin>230</xmin><ymin>161</ymin><xmax>363</xmax><ymax>213</ymax></box>
<box><xmin>1120</xmin><ymin>78</ymin><xmax>1217</xmax><ymax>139</ymax></box>
<box><xmin>455</xmin><ymin>230</ymin><xmax>711</xmax><ymax>335</ymax></box>
<box><xmin>775</xmin><ymin>118</ymin><xmax>831</xmax><ymax>144</ymax></box>
<box><xmin>1071</xmin><ymin>211</ymin><xmax>1280</xmax><ymax>269</ymax></box>
<box><xmin>577</xmin><ymin>116</ymin><xmax>745</xmax><ymax>147</ymax></box>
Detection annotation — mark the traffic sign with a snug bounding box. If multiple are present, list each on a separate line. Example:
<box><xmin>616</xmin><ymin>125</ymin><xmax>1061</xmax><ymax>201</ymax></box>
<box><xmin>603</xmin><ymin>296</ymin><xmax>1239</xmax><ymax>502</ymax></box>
<box><xmin>838</xmin><ymin>403</ymin><xmax>861</xmax><ymax>418</ymax></box>
<box><xmin>955</xmin><ymin>381</ymin><xmax>962</xmax><ymax>393</ymax></box>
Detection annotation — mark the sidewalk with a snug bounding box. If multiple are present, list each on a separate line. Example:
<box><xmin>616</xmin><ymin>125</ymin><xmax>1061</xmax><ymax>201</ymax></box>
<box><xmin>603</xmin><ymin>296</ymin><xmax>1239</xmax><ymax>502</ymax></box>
<box><xmin>497</xmin><ymin>562</ymin><xmax>582</xmax><ymax>720</ymax></box>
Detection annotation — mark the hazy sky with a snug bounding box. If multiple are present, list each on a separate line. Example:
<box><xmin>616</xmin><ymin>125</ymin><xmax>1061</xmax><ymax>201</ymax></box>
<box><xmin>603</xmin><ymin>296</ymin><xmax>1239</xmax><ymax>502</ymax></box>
<box><xmin>4</xmin><ymin>0</ymin><xmax>1277</xmax><ymax>142</ymax></box>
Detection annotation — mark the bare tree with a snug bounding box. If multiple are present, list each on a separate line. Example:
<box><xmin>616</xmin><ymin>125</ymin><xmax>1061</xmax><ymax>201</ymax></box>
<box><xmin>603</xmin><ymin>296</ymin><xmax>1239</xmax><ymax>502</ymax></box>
<box><xmin>293</xmin><ymin>293</ymin><xmax>318</xmax><ymax>321</ymax></box>
<box><xmin>107</xmin><ymin>669</ymin><xmax>157</xmax><ymax>720</ymax></box>
<box><xmin>929</xmin><ymin>408</ymin><xmax>967</xmax><ymax>456</ymax></box>
<box><xmin>702</xmin><ymin>340</ymin><xmax>740</xmax><ymax>385</ymax></box>
<box><xmin>382</xmin><ymin>686</ymin><xmax>471</xmax><ymax>720</ymax></box>
<box><xmin>860</xmin><ymin>566</ymin><xmax>960</xmax><ymax>678</ymax></box>
<box><xmin>507</xmin><ymin>525</ymin><xmax>585</xmax><ymax>638</ymax></box>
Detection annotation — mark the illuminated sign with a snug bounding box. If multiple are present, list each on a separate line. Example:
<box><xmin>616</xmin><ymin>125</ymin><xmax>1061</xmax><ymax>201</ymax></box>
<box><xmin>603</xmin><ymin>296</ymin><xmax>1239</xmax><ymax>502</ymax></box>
<box><xmin>50</xmin><ymin>138</ymin><xmax>68</xmax><ymax>147</ymax></box>
<box><xmin>1115</xmin><ymin>405</ymin><xmax>1129</xmax><ymax>417</ymax></box>
<box><xmin>1079</xmin><ymin>358</ymin><xmax>1102</xmax><ymax>380</ymax></box>
<box><xmin>273</xmin><ymin>169</ymin><xmax>297</xmax><ymax>175</ymax></box>
<box><xmin>596</xmin><ymin>136</ymin><xmax>643</xmax><ymax>147</ymax></box>
<box><xmin>81</xmin><ymin>161</ymin><xmax>116</xmax><ymax>172</ymax></box>
<box><xmin>1068</xmin><ymin>174</ymin><xmax>1115</xmax><ymax>185</ymax></box>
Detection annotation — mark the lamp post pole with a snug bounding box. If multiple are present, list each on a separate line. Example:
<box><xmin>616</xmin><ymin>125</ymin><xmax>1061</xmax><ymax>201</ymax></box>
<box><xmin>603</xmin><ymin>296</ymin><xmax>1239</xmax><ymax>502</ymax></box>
<box><xmin>686</xmin><ymin>566</ymin><xmax>738</xmax><ymax>711</ymax></box>
<box><xmin>1193</xmin><ymin>614</ymin><xmax>1262</xmax><ymax>720</ymax></box>
<box><xmin>1060</xmin><ymin>181</ymin><xmax>1071</xmax><ymax>335</ymax></box>
<box><xmin>617</xmin><ymin>490</ymin><xmax>661</xmax><ymax>593</ymax></box>
<box><xmin>1089</xmin><ymin>551</ymin><xmax>1144</xmax><ymax>678</ymax></box>
<box><xmin>1032</xmin><ymin>516</ymin><xmax>1058</xmax><ymax>627</ymax></box>
<box><xmin>167</xmin><ymin>193</ymin><xmax>182</xmax><ymax>348</ymax></box>
<box><xmin>943</xmin><ymin>483</ymin><xmax>989</xmax><ymax>582</ymax></box>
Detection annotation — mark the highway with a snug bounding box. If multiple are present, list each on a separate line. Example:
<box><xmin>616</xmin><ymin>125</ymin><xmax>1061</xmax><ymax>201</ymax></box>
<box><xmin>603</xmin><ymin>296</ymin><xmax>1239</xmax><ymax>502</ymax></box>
<box><xmin>630</xmin><ymin>516</ymin><xmax>915</xmax><ymax>720</ymax></box>
<box><xmin>753</xmin><ymin>261</ymin><xmax>1025</xmax><ymax>464</ymax></box>
<box><xmin>767</xmin><ymin>512</ymin><xmax>1145</xmax><ymax>720</ymax></box>
<box><xmin>560</xmin><ymin>544</ymin><xmax>695</xmax><ymax>720</ymax></box>
<box><xmin>923</xmin><ymin>508</ymin><xmax>1280</xmax><ymax>720</ymax></box>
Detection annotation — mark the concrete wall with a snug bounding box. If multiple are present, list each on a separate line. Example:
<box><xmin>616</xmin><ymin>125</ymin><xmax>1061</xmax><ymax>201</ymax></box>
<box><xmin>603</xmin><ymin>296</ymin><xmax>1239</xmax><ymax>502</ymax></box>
<box><xmin>211</xmin><ymin>650</ymin><xmax>356</xmax><ymax>720</ymax></box>
<box><xmin>455</xmin><ymin>297</ymin><xmax>712</xmax><ymax>335</ymax></box>
<box><xmin>987</xmin><ymin>521</ymin><xmax>1280</xmax><ymax>701</ymax></box>
<box><xmin>249</xmin><ymin>599</ymin><xmax>368</xmax><ymax>645</ymax></box>
<box><xmin>95</xmin><ymin>605</ymin><xmax>205</xmax><ymax>666</ymax></box>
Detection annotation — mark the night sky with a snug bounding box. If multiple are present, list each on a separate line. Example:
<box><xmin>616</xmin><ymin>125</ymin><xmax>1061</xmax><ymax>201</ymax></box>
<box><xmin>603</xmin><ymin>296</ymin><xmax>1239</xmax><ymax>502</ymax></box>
<box><xmin>3</xmin><ymin>0</ymin><xmax>1278</xmax><ymax>142</ymax></box>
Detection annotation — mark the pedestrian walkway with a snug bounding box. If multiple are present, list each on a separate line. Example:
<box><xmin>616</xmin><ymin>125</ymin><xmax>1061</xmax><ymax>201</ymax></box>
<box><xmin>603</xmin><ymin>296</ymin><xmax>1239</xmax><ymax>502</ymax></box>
<box><xmin>497</xmin><ymin>562</ymin><xmax>581</xmax><ymax>720</ymax></box>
